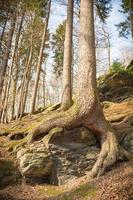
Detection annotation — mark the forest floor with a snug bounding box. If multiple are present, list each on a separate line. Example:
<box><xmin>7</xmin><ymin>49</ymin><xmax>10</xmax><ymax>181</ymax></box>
<box><xmin>0</xmin><ymin>161</ymin><xmax>132</xmax><ymax>200</ymax></box>
<box><xmin>0</xmin><ymin>99</ymin><xmax>133</xmax><ymax>200</ymax></box>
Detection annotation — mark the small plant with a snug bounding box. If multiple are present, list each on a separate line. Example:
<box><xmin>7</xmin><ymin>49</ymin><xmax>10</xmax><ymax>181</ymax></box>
<box><xmin>109</xmin><ymin>60</ymin><xmax>125</xmax><ymax>73</ymax></box>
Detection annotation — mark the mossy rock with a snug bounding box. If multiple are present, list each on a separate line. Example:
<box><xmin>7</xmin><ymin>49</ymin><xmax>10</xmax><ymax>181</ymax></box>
<box><xmin>0</xmin><ymin>159</ymin><xmax>20</xmax><ymax>188</ymax></box>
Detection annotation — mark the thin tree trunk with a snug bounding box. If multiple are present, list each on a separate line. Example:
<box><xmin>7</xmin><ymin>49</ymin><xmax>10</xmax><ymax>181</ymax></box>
<box><xmin>19</xmin><ymin>52</ymin><xmax>33</xmax><ymax>118</ymax></box>
<box><xmin>0</xmin><ymin>77</ymin><xmax>8</xmax><ymax>119</ymax></box>
<box><xmin>17</xmin><ymin>50</ymin><xmax>30</xmax><ymax>118</ymax></box>
<box><xmin>30</xmin><ymin>0</ymin><xmax>51</xmax><ymax>114</ymax></box>
<box><xmin>11</xmin><ymin>11</ymin><xmax>25</xmax><ymax>119</ymax></box>
<box><xmin>0</xmin><ymin>65</ymin><xmax>12</xmax><ymax>123</ymax></box>
<box><xmin>42</xmin><ymin>70</ymin><xmax>46</xmax><ymax>107</ymax></box>
<box><xmin>17</xmin><ymin>44</ymin><xmax>33</xmax><ymax>118</ymax></box>
<box><xmin>103</xmin><ymin>27</ymin><xmax>111</xmax><ymax>69</ymax></box>
<box><xmin>0</xmin><ymin>10</ymin><xmax>9</xmax><ymax>50</ymax></box>
<box><xmin>61</xmin><ymin>0</ymin><xmax>73</xmax><ymax>110</ymax></box>
<box><xmin>11</xmin><ymin>59</ymin><xmax>19</xmax><ymax>120</ymax></box>
<box><xmin>0</xmin><ymin>14</ymin><xmax>16</xmax><ymax>96</ymax></box>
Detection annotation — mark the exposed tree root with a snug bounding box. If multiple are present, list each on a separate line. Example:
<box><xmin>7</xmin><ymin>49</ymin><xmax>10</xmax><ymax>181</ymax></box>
<box><xmin>89</xmin><ymin>130</ymin><xmax>120</xmax><ymax>177</ymax></box>
<box><xmin>26</xmin><ymin>103</ymin><xmax>132</xmax><ymax>177</ymax></box>
<box><xmin>88</xmin><ymin>129</ymin><xmax>132</xmax><ymax>178</ymax></box>
<box><xmin>27</xmin><ymin>104</ymin><xmax>80</xmax><ymax>144</ymax></box>
<box><xmin>42</xmin><ymin>127</ymin><xmax>63</xmax><ymax>148</ymax></box>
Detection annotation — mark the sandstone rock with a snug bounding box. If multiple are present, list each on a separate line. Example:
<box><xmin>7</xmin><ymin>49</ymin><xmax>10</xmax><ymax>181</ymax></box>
<box><xmin>17</xmin><ymin>142</ymin><xmax>53</xmax><ymax>184</ymax></box>
<box><xmin>98</xmin><ymin>71</ymin><xmax>133</xmax><ymax>102</ymax></box>
<box><xmin>49</xmin><ymin>143</ymin><xmax>99</xmax><ymax>185</ymax></box>
<box><xmin>121</xmin><ymin>129</ymin><xmax>133</xmax><ymax>153</ymax></box>
<box><xmin>16</xmin><ymin>129</ymin><xmax>99</xmax><ymax>186</ymax></box>
<box><xmin>17</xmin><ymin>148</ymin><xmax>29</xmax><ymax>159</ymax></box>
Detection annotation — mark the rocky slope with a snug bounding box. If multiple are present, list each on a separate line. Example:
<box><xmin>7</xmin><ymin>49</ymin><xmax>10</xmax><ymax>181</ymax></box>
<box><xmin>0</xmin><ymin>69</ymin><xmax>133</xmax><ymax>199</ymax></box>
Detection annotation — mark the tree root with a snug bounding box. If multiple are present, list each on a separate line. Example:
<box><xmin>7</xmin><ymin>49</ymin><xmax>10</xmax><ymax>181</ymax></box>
<box><xmin>42</xmin><ymin>127</ymin><xmax>63</xmax><ymax>148</ymax></box>
<box><xmin>26</xmin><ymin>103</ymin><xmax>132</xmax><ymax>178</ymax></box>
<box><xmin>88</xmin><ymin>130</ymin><xmax>132</xmax><ymax>178</ymax></box>
<box><xmin>27</xmin><ymin>104</ymin><xmax>80</xmax><ymax>144</ymax></box>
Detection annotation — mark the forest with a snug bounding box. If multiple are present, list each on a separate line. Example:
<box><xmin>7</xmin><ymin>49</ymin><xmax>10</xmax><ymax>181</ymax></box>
<box><xmin>0</xmin><ymin>0</ymin><xmax>133</xmax><ymax>199</ymax></box>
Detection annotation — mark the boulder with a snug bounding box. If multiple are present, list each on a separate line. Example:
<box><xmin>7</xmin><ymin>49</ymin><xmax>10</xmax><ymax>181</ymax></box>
<box><xmin>50</xmin><ymin>144</ymin><xmax>99</xmax><ymax>185</ymax></box>
<box><xmin>121</xmin><ymin>129</ymin><xmax>133</xmax><ymax>153</ymax></box>
<box><xmin>17</xmin><ymin>142</ymin><xmax>53</xmax><ymax>184</ymax></box>
<box><xmin>98</xmin><ymin>71</ymin><xmax>133</xmax><ymax>102</ymax></box>
<box><xmin>16</xmin><ymin>127</ymin><xmax>99</xmax><ymax>185</ymax></box>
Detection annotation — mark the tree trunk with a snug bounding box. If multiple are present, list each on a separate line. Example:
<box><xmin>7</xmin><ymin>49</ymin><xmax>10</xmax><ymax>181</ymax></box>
<box><xmin>10</xmin><ymin>11</ymin><xmax>25</xmax><ymax>120</ymax></box>
<box><xmin>61</xmin><ymin>0</ymin><xmax>73</xmax><ymax>110</ymax></box>
<box><xmin>0</xmin><ymin>9</ymin><xmax>9</xmax><ymax>50</ymax></box>
<box><xmin>42</xmin><ymin>66</ymin><xmax>46</xmax><ymax>107</ymax></box>
<box><xmin>0</xmin><ymin>77</ymin><xmax>8</xmax><ymax>119</ymax></box>
<box><xmin>19</xmin><ymin>52</ymin><xmax>33</xmax><ymax>118</ymax></box>
<box><xmin>0</xmin><ymin>14</ymin><xmax>16</xmax><ymax>96</ymax></box>
<box><xmin>30</xmin><ymin>0</ymin><xmax>51</xmax><ymax>114</ymax></box>
<box><xmin>27</xmin><ymin>0</ymin><xmax>131</xmax><ymax>177</ymax></box>
<box><xmin>103</xmin><ymin>26</ymin><xmax>111</xmax><ymax>69</ymax></box>
<box><xmin>17</xmin><ymin>44</ymin><xmax>33</xmax><ymax>118</ymax></box>
<box><xmin>0</xmin><ymin>66</ymin><xmax>12</xmax><ymax>123</ymax></box>
<box><xmin>17</xmin><ymin>50</ymin><xmax>30</xmax><ymax>119</ymax></box>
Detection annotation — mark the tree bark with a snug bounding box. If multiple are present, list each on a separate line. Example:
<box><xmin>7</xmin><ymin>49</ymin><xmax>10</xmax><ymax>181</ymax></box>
<box><xmin>0</xmin><ymin>66</ymin><xmax>12</xmax><ymax>123</ymax></box>
<box><xmin>61</xmin><ymin>0</ymin><xmax>73</xmax><ymax>110</ymax></box>
<box><xmin>0</xmin><ymin>14</ymin><xmax>16</xmax><ymax>96</ymax></box>
<box><xmin>17</xmin><ymin>43</ymin><xmax>33</xmax><ymax>119</ymax></box>
<box><xmin>19</xmin><ymin>49</ymin><xmax>33</xmax><ymax>118</ymax></box>
<box><xmin>0</xmin><ymin>9</ymin><xmax>9</xmax><ymax>50</ymax></box>
<box><xmin>30</xmin><ymin>0</ymin><xmax>51</xmax><ymax>114</ymax></box>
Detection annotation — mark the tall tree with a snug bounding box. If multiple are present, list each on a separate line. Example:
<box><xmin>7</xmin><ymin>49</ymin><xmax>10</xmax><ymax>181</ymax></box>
<box><xmin>0</xmin><ymin>13</ymin><xmax>16</xmax><ymax>96</ymax></box>
<box><xmin>17</xmin><ymin>39</ymin><xmax>33</xmax><ymax>119</ymax></box>
<box><xmin>61</xmin><ymin>0</ymin><xmax>74</xmax><ymax>110</ymax></box>
<box><xmin>10</xmin><ymin>10</ymin><xmax>25</xmax><ymax>119</ymax></box>
<box><xmin>28</xmin><ymin>0</ymin><xmax>130</xmax><ymax>177</ymax></box>
<box><xmin>116</xmin><ymin>0</ymin><xmax>133</xmax><ymax>39</ymax></box>
<box><xmin>31</xmin><ymin>0</ymin><xmax>51</xmax><ymax>114</ymax></box>
<box><xmin>51</xmin><ymin>22</ymin><xmax>65</xmax><ymax>78</ymax></box>
<box><xmin>0</xmin><ymin>9</ymin><xmax>9</xmax><ymax>50</ymax></box>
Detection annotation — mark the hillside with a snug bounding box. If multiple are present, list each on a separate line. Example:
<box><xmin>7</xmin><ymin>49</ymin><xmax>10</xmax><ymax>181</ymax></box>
<box><xmin>0</xmin><ymin>69</ymin><xmax>133</xmax><ymax>200</ymax></box>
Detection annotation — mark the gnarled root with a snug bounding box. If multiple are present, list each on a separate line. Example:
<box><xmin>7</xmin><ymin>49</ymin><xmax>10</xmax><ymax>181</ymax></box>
<box><xmin>26</xmin><ymin>103</ymin><xmax>132</xmax><ymax>178</ymax></box>
<box><xmin>27</xmin><ymin>105</ymin><xmax>79</xmax><ymax>144</ymax></box>
<box><xmin>42</xmin><ymin>127</ymin><xmax>63</xmax><ymax>148</ymax></box>
<box><xmin>88</xmin><ymin>129</ymin><xmax>132</xmax><ymax>178</ymax></box>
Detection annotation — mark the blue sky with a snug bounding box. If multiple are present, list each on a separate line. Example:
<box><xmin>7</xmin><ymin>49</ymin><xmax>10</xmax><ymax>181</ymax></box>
<box><xmin>107</xmin><ymin>0</ymin><xmax>132</xmax><ymax>61</ymax></box>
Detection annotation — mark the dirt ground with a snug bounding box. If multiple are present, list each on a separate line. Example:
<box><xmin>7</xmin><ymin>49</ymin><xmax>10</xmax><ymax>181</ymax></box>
<box><xmin>0</xmin><ymin>161</ymin><xmax>132</xmax><ymax>200</ymax></box>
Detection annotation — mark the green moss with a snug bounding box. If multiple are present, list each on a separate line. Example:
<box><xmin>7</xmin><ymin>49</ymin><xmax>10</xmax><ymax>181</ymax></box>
<box><xmin>37</xmin><ymin>183</ymin><xmax>97</xmax><ymax>200</ymax></box>
<box><xmin>62</xmin><ymin>197</ymin><xmax>71</xmax><ymax>200</ymax></box>
<box><xmin>4</xmin><ymin>138</ymin><xmax>27</xmax><ymax>151</ymax></box>
<box><xmin>43</xmin><ymin>103</ymin><xmax>60</xmax><ymax>112</ymax></box>
<box><xmin>36</xmin><ymin>185</ymin><xmax>65</xmax><ymax>196</ymax></box>
<box><xmin>71</xmin><ymin>183</ymin><xmax>96</xmax><ymax>199</ymax></box>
